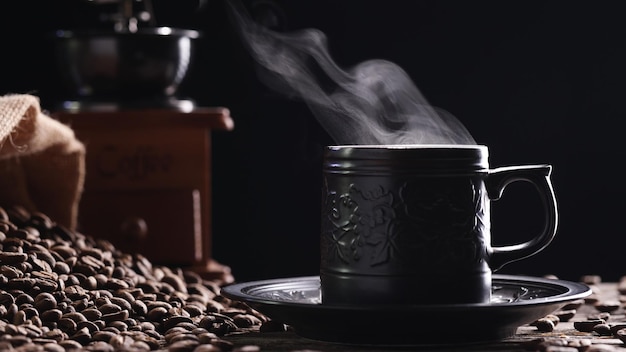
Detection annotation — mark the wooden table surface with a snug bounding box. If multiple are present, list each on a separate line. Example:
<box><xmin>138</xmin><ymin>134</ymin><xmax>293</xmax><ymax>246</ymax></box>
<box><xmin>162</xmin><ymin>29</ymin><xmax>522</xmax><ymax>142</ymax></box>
<box><xmin>221</xmin><ymin>280</ymin><xmax>626</xmax><ymax>352</ymax></box>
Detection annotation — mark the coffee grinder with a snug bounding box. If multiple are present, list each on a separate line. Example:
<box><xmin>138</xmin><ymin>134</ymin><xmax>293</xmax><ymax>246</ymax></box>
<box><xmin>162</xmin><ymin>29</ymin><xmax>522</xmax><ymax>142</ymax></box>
<box><xmin>51</xmin><ymin>0</ymin><xmax>234</xmax><ymax>283</ymax></box>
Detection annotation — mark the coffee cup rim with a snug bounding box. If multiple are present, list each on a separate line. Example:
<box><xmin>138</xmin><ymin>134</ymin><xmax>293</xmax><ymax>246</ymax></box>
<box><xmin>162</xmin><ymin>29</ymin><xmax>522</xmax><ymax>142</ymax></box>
<box><xmin>327</xmin><ymin>144</ymin><xmax>487</xmax><ymax>149</ymax></box>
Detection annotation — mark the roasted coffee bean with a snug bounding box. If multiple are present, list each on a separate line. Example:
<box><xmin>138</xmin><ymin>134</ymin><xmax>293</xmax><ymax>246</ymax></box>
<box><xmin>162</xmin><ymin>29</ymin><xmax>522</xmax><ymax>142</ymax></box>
<box><xmin>163</xmin><ymin>316</ymin><xmax>194</xmax><ymax>331</ymax></box>
<box><xmin>138</xmin><ymin>322</ymin><xmax>155</xmax><ymax>331</ymax></box>
<box><xmin>98</xmin><ymin>303</ymin><xmax>122</xmax><ymax>314</ymax></box>
<box><xmin>92</xmin><ymin>330</ymin><xmax>117</xmax><ymax>343</ymax></box>
<box><xmin>133</xmin><ymin>335</ymin><xmax>160</xmax><ymax>350</ymax></box>
<box><xmin>62</xmin><ymin>312</ymin><xmax>87</xmax><ymax>324</ymax></box>
<box><xmin>146</xmin><ymin>300</ymin><xmax>172</xmax><ymax>311</ymax></box>
<box><xmin>42</xmin><ymin>328</ymin><xmax>65</xmax><ymax>342</ymax></box>
<box><xmin>234</xmin><ymin>314</ymin><xmax>262</xmax><ymax>328</ymax></box>
<box><xmin>42</xmin><ymin>342</ymin><xmax>65</xmax><ymax>352</ymax></box>
<box><xmin>40</xmin><ymin>309</ymin><xmax>62</xmax><ymax>323</ymax></box>
<box><xmin>144</xmin><ymin>329</ymin><xmax>162</xmax><ymax>340</ymax></box>
<box><xmin>162</xmin><ymin>274</ymin><xmax>188</xmax><ymax>294</ymax></box>
<box><xmin>80</xmin><ymin>275</ymin><xmax>98</xmax><ymax>290</ymax></box>
<box><xmin>574</xmin><ymin>319</ymin><xmax>606</xmax><ymax>332</ymax></box>
<box><xmin>14</xmin><ymin>293</ymin><xmax>33</xmax><ymax>306</ymax></box>
<box><xmin>64</xmin><ymin>286</ymin><xmax>88</xmax><ymax>300</ymax></box>
<box><xmin>76</xmin><ymin>320</ymin><xmax>99</xmax><ymax>334</ymax></box>
<box><xmin>105</xmin><ymin>278</ymin><xmax>129</xmax><ymax>290</ymax></box>
<box><xmin>168</xmin><ymin>306</ymin><xmax>189</xmax><ymax>318</ymax></box>
<box><xmin>206</xmin><ymin>300</ymin><xmax>225</xmax><ymax>313</ymax></box>
<box><xmin>147</xmin><ymin>306</ymin><xmax>169</xmax><ymax>322</ymax></box>
<box><xmin>52</xmin><ymin>262</ymin><xmax>70</xmax><ymax>275</ymax></box>
<box><xmin>70</xmin><ymin>326</ymin><xmax>92</xmax><ymax>345</ymax></box>
<box><xmin>5</xmin><ymin>303</ymin><xmax>18</xmax><ymax>320</ymax></box>
<box><xmin>57</xmin><ymin>317</ymin><xmax>77</xmax><ymax>335</ymax></box>
<box><xmin>94</xmin><ymin>296</ymin><xmax>110</xmax><ymax>307</ymax></box>
<box><xmin>12</xmin><ymin>310</ymin><xmax>27</xmax><ymax>325</ymax></box>
<box><xmin>194</xmin><ymin>345</ymin><xmax>222</xmax><ymax>352</ymax></box>
<box><xmin>168</xmin><ymin>339</ymin><xmax>200</xmax><ymax>352</ymax></box>
<box><xmin>32</xmin><ymin>251</ymin><xmax>56</xmax><ymax>269</ymax></box>
<box><xmin>109</xmin><ymin>334</ymin><xmax>134</xmax><ymax>349</ymax></box>
<box><xmin>81</xmin><ymin>308</ymin><xmax>102</xmax><ymax>321</ymax></box>
<box><xmin>73</xmin><ymin>263</ymin><xmax>96</xmax><ymax>277</ymax></box>
<box><xmin>595</xmin><ymin>300</ymin><xmax>622</xmax><ymax>313</ymax></box>
<box><xmin>552</xmin><ymin>309</ymin><xmax>576</xmax><ymax>321</ymax></box>
<box><xmin>64</xmin><ymin>258</ymin><xmax>78</xmax><ymax>272</ymax></box>
<box><xmin>0</xmin><ymin>292</ymin><xmax>14</xmax><ymax>306</ymax></box>
<box><xmin>92</xmin><ymin>274</ymin><xmax>108</xmax><ymax>289</ymax></box>
<box><xmin>101</xmin><ymin>309</ymin><xmax>129</xmax><ymax>323</ymax></box>
<box><xmin>93</xmin><ymin>320</ymin><xmax>106</xmax><ymax>331</ymax></box>
<box><xmin>259</xmin><ymin>320</ymin><xmax>288</xmax><ymax>333</ymax></box>
<box><xmin>107</xmin><ymin>320</ymin><xmax>128</xmax><ymax>332</ymax></box>
<box><xmin>593</xmin><ymin>323</ymin><xmax>613</xmax><ymax>336</ymax></box>
<box><xmin>535</xmin><ymin>314</ymin><xmax>559</xmax><ymax>327</ymax></box>
<box><xmin>124</xmin><ymin>318</ymin><xmax>138</xmax><ymax>329</ymax></box>
<box><xmin>49</xmin><ymin>246</ymin><xmax>75</xmax><ymax>260</ymax></box>
<box><xmin>0</xmin><ymin>266</ymin><xmax>21</xmax><ymax>280</ymax></box>
<box><xmin>58</xmin><ymin>339</ymin><xmax>83</xmax><ymax>350</ymax></box>
<box><xmin>47</xmin><ymin>249</ymin><xmax>63</xmax><ymax>261</ymax></box>
<box><xmin>197</xmin><ymin>332</ymin><xmax>218</xmax><ymax>344</ymax></box>
<box><xmin>72</xmin><ymin>298</ymin><xmax>89</xmax><ymax>312</ymax></box>
<box><xmin>30</xmin><ymin>316</ymin><xmax>43</xmax><ymax>329</ymax></box>
<box><xmin>184</xmin><ymin>304</ymin><xmax>205</xmax><ymax>317</ymax></box>
<box><xmin>23</xmin><ymin>324</ymin><xmax>42</xmax><ymax>337</ymax></box>
<box><xmin>112</xmin><ymin>291</ymin><xmax>134</xmax><ymax>304</ymax></box>
<box><xmin>85</xmin><ymin>340</ymin><xmax>115</xmax><ymax>352</ymax></box>
<box><xmin>165</xmin><ymin>326</ymin><xmax>190</xmax><ymax>337</ymax></box>
<box><xmin>34</xmin><ymin>278</ymin><xmax>59</xmax><ymax>292</ymax></box>
<box><xmin>174</xmin><ymin>322</ymin><xmax>198</xmax><ymax>332</ymax></box>
<box><xmin>29</xmin><ymin>257</ymin><xmax>51</xmax><ymax>273</ymax></box>
<box><xmin>168</xmin><ymin>332</ymin><xmax>199</xmax><ymax>345</ymax></box>
<box><xmin>137</xmin><ymin>293</ymin><xmax>157</xmax><ymax>302</ymax></box>
<box><xmin>188</xmin><ymin>284</ymin><xmax>217</xmax><ymax>301</ymax></box>
<box><xmin>28</xmin><ymin>212</ymin><xmax>53</xmax><ymax>230</ymax></box>
<box><xmin>55</xmin><ymin>301</ymin><xmax>71</xmax><ymax>314</ymax></box>
<box><xmin>97</xmin><ymin>290</ymin><xmax>114</xmax><ymax>299</ymax></box>
<box><xmin>5</xmin><ymin>323</ymin><xmax>25</xmax><ymax>335</ymax></box>
<box><xmin>21</xmin><ymin>307</ymin><xmax>39</xmax><ymax>320</ymax></box>
<box><xmin>131</xmin><ymin>300</ymin><xmax>148</xmax><ymax>316</ymax></box>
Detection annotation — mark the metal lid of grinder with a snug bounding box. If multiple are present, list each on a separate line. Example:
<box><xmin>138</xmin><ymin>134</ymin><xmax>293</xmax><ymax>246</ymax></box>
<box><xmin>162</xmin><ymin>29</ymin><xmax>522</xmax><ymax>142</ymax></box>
<box><xmin>52</xmin><ymin>0</ymin><xmax>201</xmax><ymax>111</ymax></box>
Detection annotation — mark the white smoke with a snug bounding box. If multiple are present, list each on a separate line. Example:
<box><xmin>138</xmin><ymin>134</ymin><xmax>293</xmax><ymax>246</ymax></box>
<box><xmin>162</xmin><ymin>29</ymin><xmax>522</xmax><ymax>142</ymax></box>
<box><xmin>226</xmin><ymin>1</ymin><xmax>476</xmax><ymax>145</ymax></box>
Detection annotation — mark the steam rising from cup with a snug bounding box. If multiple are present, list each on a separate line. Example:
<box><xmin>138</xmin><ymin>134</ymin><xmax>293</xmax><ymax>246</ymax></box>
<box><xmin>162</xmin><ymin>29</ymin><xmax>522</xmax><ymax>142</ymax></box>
<box><xmin>225</xmin><ymin>1</ymin><xmax>476</xmax><ymax>145</ymax></box>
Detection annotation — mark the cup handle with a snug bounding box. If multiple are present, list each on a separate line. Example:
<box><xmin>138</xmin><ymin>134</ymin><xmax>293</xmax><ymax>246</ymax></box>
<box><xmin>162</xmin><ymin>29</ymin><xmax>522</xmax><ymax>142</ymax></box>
<box><xmin>485</xmin><ymin>164</ymin><xmax>558</xmax><ymax>271</ymax></box>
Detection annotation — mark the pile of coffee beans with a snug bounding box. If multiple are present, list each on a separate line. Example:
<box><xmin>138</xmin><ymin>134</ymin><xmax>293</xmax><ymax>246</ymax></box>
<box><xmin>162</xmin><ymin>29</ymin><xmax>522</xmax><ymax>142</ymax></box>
<box><xmin>0</xmin><ymin>205</ymin><xmax>273</xmax><ymax>351</ymax></box>
<box><xmin>525</xmin><ymin>275</ymin><xmax>626</xmax><ymax>352</ymax></box>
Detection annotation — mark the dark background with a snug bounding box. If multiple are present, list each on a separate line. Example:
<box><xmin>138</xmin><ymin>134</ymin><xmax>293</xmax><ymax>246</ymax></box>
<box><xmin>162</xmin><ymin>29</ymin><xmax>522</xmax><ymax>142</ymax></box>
<box><xmin>1</xmin><ymin>1</ymin><xmax>625</xmax><ymax>283</ymax></box>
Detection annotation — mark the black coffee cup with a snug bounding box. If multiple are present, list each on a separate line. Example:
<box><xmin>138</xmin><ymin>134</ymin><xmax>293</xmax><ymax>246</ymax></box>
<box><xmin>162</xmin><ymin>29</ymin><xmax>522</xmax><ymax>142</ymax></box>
<box><xmin>320</xmin><ymin>144</ymin><xmax>558</xmax><ymax>305</ymax></box>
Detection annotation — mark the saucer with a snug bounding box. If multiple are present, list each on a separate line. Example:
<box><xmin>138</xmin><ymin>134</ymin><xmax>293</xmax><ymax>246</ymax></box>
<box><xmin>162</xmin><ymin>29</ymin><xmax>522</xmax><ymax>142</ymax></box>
<box><xmin>221</xmin><ymin>274</ymin><xmax>591</xmax><ymax>346</ymax></box>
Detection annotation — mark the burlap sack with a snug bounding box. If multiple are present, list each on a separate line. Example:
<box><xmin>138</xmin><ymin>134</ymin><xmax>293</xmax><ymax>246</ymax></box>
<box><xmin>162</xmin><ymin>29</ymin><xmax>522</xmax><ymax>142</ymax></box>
<box><xmin>0</xmin><ymin>94</ymin><xmax>85</xmax><ymax>230</ymax></box>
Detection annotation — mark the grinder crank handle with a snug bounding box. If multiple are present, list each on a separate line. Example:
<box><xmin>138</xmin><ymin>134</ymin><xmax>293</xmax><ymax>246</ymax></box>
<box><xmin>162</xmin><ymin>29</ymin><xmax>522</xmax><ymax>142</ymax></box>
<box><xmin>485</xmin><ymin>164</ymin><xmax>558</xmax><ymax>272</ymax></box>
